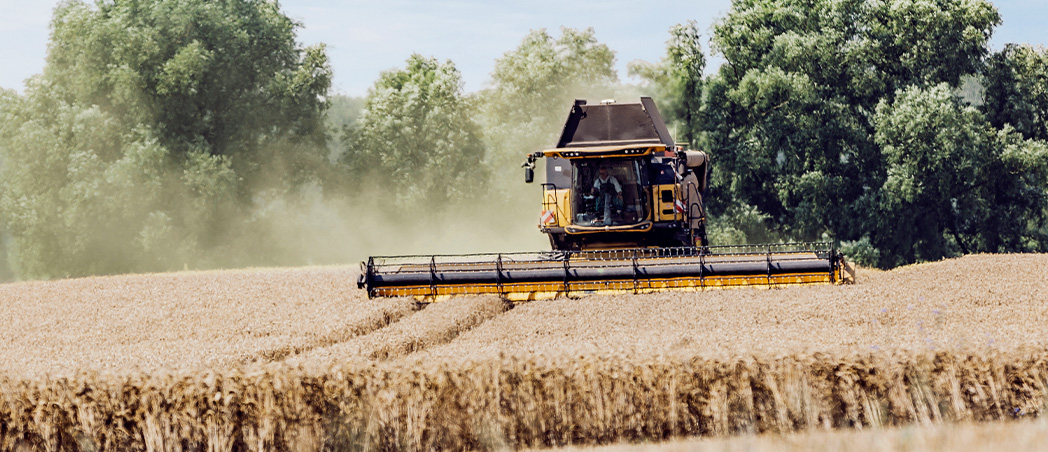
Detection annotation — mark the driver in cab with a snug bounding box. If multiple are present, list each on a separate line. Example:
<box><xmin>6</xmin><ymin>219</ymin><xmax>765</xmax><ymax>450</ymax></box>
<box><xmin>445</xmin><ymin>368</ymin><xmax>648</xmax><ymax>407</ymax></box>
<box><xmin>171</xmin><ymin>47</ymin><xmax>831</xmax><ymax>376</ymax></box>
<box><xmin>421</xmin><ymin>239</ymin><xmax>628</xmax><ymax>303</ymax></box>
<box><xmin>591</xmin><ymin>166</ymin><xmax>623</xmax><ymax>224</ymax></box>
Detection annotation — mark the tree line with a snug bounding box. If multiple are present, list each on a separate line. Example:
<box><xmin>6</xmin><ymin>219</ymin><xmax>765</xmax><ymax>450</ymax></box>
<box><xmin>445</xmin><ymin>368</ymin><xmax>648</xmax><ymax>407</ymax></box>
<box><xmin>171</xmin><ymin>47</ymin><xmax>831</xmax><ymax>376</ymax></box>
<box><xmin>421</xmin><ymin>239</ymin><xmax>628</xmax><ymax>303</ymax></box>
<box><xmin>1</xmin><ymin>0</ymin><xmax>1046</xmax><ymax>280</ymax></box>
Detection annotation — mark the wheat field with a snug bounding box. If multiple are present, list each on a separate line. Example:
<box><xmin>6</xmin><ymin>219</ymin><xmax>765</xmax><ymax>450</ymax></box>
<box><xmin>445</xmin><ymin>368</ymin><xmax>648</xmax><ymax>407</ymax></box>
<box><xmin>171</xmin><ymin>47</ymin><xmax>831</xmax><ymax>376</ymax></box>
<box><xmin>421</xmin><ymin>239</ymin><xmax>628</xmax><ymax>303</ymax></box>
<box><xmin>542</xmin><ymin>419</ymin><xmax>1048</xmax><ymax>452</ymax></box>
<box><xmin>0</xmin><ymin>254</ymin><xmax>1047</xmax><ymax>450</ymax></box>
<box><xmin>417</xmin><ymin>254</ymin><xmax>1048</xmax><ymax>362</ymax></box>
<box><xmin>0</xmin><ymin>267</ymin><xmax>415</xmax><ymax>378</ymax></box>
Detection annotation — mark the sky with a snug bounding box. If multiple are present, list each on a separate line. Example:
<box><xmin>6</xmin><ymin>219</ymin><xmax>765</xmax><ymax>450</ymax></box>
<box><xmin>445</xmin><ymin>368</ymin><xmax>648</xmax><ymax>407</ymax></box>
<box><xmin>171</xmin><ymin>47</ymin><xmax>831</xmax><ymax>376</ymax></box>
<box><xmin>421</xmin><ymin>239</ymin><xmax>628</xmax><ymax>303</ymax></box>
<box><xmin>0</xmin><ymin>0</ymin><xmax>1045</xmax><ymax>97</ymax></box>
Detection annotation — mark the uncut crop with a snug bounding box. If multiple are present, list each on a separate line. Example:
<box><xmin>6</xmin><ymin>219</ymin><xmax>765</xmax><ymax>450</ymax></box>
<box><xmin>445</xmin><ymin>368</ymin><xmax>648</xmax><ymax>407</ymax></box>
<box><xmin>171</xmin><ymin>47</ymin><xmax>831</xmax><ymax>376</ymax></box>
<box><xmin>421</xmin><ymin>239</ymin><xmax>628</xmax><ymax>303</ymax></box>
<box><xmin>3</xmin><ymin>350</ymin><xmax>1048</xmax><ymax>451</ymax></box>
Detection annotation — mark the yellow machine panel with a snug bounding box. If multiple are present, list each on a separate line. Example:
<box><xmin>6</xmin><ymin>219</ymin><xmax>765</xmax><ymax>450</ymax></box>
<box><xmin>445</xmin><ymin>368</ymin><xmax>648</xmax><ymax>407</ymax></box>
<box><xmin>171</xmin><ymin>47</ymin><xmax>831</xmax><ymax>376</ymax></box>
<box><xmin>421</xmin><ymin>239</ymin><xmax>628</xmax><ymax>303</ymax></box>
<box><xmin>654</xmin><ymin>183</ymin><xmax>682</xmax><ymax>223</ymax></box>
<box><xmin>539</xmin><ymin>188</ymin><xmax>571</xmax><ymax>228</ymax></box>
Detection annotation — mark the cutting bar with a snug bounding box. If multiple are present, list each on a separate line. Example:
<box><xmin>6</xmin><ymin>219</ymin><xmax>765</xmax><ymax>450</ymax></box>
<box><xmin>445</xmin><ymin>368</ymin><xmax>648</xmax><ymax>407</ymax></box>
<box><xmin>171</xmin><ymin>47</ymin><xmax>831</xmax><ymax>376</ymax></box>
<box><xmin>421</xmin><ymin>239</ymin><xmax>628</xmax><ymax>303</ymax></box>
<box><xmin>358</xmin><ymin>242</ymin><xmax>850</xmax><ymax>302</ymax></box>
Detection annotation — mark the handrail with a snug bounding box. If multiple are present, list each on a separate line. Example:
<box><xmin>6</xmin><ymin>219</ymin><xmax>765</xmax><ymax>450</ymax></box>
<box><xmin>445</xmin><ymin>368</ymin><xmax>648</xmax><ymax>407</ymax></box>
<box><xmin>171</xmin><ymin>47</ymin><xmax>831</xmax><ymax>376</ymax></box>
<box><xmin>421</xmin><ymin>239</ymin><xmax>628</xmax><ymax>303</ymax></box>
<box><xmin>540</xmin><ymin>183</ymin><xmax>561</xmax><ymax>227</ymax></box>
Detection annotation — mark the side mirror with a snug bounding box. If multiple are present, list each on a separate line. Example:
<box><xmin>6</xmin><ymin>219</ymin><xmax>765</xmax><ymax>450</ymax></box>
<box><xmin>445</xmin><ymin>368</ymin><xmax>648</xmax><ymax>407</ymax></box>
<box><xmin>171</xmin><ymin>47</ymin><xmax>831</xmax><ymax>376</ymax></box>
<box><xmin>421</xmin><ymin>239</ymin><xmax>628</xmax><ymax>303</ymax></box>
<box><xmin>524</xmin><ymin>166</ymin><xmax>534</xmax><ymax>183</ymax></box>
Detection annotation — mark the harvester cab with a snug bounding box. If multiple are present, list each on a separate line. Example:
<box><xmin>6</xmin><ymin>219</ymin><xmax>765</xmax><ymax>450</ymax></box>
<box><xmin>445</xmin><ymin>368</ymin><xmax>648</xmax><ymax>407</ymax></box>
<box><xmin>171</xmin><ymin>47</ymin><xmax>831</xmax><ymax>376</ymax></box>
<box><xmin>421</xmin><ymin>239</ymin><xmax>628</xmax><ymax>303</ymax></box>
<box><xmin>359</xmin><ymin>97</ymin><xmax>851</xmax><ymax>302</ymax></box>
<box><xmin>523</xmin><ymin>97</ymin><xmax>709</xmax><ymax>251</ymax></box>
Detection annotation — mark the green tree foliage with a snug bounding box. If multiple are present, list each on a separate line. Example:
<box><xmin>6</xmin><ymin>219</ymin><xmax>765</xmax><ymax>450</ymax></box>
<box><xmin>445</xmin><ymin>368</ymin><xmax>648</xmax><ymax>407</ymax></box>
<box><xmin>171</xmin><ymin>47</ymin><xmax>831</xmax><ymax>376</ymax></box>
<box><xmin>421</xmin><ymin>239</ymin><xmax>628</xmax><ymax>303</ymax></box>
<box><xmin>632</xmin><ymin>0</ymin><xmax>1045</xmax><ymax>267</ymax></box>
<box><xmin>873</xmin><ymin>84</ymin><xmax>988</xmax><ymax>264</ymax></box>
<box><xmin>341</xmin><ymin>54</ymin><xmax>485</xmax><ymax>213</ymax></box>
<box><xmin>983</xmin><ymin>44</ymin><xmax>1048</xmax><ymax>142</ymax></box>
<box><xmin>699</xmin><ymin>0</ymin><xmax>1000</xmax><ymax>248</ymax></box>
<box><xmin>323</xmin><ymin>94</ymin><xmax>365</xmax><ymax>167</ymax></box>
<box><xmin>480</xmin><ymin>27</ymin><xmax>618</xmax><ymax>202</ymax></box>
<box><xmin>3</xmin><ymin>0</ymin><xmax>1045</xmax><ymax>279</ymax></box>
<box><xmin>873</xmin><ymin>84</ymin><xmax>1048</xmax><ymax>266</ymax></box>
<box><xmin>978</xmin><ymin>128</ymin><xmax>1048</xmax><ymax>252</ymax></box>
<box><xmin>44</xmin><ymin>0</ymin><xmax>331</xmax><ymax>187</ymax></box>
<box><xmin>0</xmin><ymin>132</ymin><xmax>9</xmax><ymax>281</ymax></box>
<box><xmin>0</xmin><ymin>235</ymin><xmax>10</xmax><ymax>281</ymax></box>
<box><xmin>628</xmin><ymin>21</ymin><xmax>705</xmax><ymax>147</ymax></box>
<box><xmin>0</xmin><ymin>0</ymin><xmax>330</xmax><ymax>279</ymax></box>
<box><xmin>328</xmin><ymin>95</ymin><xmax>366</xmax><ymax>130</ymax></box>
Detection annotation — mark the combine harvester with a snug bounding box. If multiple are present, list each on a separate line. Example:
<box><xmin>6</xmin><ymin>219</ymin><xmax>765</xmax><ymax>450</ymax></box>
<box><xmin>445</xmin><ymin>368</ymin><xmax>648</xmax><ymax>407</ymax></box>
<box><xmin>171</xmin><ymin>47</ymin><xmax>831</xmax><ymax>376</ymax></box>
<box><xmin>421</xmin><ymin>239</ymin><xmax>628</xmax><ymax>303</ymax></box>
<box><xmin>359</xmin><ymin>98</ymin><xmax>851</xmax><ymax>301</ymax></box>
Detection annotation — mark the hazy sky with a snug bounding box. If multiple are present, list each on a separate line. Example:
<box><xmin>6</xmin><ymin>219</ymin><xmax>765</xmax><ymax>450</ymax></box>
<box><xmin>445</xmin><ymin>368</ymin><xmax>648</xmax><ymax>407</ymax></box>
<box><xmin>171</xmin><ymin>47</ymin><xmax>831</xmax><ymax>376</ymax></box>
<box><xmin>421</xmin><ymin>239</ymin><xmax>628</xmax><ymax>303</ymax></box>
<box><xmin>0</xmin><ymin>1</ymin><xmax>1045</xmax><ymax>96</ymax></box>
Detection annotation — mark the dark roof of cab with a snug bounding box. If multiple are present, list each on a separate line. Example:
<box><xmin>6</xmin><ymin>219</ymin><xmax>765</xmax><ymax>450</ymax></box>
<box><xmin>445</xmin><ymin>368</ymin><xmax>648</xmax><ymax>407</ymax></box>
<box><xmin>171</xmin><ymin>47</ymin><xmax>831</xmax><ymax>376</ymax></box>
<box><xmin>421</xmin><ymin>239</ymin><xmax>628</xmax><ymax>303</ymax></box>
<box><xmin>555</xmin><ymin>97</ymin><xmax>676</xmax><ymax>149</ymax></box>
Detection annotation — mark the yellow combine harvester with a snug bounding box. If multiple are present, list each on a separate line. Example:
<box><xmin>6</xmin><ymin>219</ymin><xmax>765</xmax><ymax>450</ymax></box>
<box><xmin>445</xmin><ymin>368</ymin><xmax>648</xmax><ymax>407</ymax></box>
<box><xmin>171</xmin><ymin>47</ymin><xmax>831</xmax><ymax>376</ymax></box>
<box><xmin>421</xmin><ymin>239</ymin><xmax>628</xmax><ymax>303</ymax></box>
<box><xmin>359</xmin><ymin>98</ymin><xmax>850</xmax><ymax>301</ymax></box>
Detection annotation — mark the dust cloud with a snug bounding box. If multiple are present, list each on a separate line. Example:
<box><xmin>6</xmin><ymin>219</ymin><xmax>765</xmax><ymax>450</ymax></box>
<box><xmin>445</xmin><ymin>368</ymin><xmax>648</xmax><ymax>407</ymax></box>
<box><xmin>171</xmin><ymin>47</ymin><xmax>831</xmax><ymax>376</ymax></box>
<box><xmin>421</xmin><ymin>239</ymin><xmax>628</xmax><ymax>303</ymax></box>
<box><xmin>242</xmin><ymin>183</ymin><xmax>551</xmax><ymax>268</ymax></box>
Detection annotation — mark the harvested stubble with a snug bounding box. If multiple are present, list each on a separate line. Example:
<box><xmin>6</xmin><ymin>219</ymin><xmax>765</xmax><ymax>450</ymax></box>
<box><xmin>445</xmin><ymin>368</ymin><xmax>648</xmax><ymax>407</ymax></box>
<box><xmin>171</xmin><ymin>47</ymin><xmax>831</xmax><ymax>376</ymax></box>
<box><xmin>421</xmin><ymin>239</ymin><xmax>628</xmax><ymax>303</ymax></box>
<box><xmin>0</xmin><ymin>267</ymin><xmax>415</xmax><ymax>378</ymax></box>
<box><xmin>280</xmin><ymin>295</ymin><xmax>508</xmax><ymax>371</ymax></box>
<box><xmin>3</xmin><ymin>350</ymin><xmax>1048</xmax><ymax>451</ymax></box>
